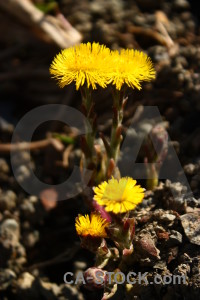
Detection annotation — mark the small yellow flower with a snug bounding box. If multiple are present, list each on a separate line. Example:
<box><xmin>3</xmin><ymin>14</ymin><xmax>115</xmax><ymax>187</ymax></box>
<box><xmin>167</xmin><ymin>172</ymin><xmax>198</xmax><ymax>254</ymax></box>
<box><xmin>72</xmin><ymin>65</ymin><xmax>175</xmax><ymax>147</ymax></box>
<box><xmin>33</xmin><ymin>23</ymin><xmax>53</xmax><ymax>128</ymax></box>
<box><xmin>50</xmin><ymin>42</ymin><xmax>111</xmax><ymax>90</ymax></box>
<box><xmin>75</xmin><ymin>213</ymin><xmax>109</xmax><ymax>238</ymax></box>
<box><xmin>93</xmin><ymin>177</ymin><xmax>144</xmax><ymax>214</ymax></box>
<box><xmin>109</xmin><ymin>49</ymin><xmax>156</xmax><ymax>90</ymax></box>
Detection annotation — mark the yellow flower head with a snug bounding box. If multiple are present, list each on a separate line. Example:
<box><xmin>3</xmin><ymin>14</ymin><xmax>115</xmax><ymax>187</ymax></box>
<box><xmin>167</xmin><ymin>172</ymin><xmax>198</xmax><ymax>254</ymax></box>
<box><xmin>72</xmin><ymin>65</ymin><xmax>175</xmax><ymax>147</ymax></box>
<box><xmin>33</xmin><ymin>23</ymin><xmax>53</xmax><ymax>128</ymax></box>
<box><xmin>93</xmin><ymin>177</ymin><xmax>144</xmax><ymax>214</ymax></box>
<box><xmin>50</xmin><ymin>42</ymin><xmax>111</xmax><ymax>90</ymax></box>
<box><xmin>75</xmin><ymin>213</ymin><xmax>109</xmax><ymax>238</ymax></box>
<box><xmin>109</xmin><ymin>49</ymin><xmax>156</xmax><ymax>90</ymax></box>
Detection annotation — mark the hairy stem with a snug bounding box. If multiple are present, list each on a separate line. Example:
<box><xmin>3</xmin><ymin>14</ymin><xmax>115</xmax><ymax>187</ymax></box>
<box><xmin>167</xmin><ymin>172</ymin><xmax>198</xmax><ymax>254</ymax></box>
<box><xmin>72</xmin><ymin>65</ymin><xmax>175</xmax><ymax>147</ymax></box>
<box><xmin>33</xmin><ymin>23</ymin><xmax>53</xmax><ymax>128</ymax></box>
<box><xmin>108</xmin><ymin>88</ymin><xmax>126</xmax><ymax>172</ymax></box>
<box><xmin>80</xmin><ymin>86</ymin><xmax>96</xmax><ymax>170</ymax></box>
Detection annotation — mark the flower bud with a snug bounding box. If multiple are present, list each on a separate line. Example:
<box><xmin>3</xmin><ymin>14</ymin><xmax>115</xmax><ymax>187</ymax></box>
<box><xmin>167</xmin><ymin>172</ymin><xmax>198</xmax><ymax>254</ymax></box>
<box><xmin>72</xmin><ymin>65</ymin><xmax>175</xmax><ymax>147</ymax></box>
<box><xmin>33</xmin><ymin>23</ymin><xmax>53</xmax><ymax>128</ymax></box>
<box><xmin>95</xmin><ymin>239</ymin><xmax>119</xmax><ymax>268</ymax></box>
<box><xmin>97</xmin><ymin>239</ymin><xmax>110</xmax><ymax>257</ymax></box>
<box><xmin>143</xmin><ymin>124</ymin><xmax>168</xmax><ymax>189</ymax></box>
<box><xmin>145</xmin><ymin>124</ymin><xmax>168</xmax><ymax>164</ymax></box>
<box><xmin>123</xmin><ymin>244</ymin><xmax>134</xmax><ymax>256</ymax></box>
<box><xmin>84</xmin><ymin>267</ymin><xmax>107</xmax><ymax>290</ymax></box>
<box><xmin>106</xmin><ymin>217</ymin><xmax>135</xmax><ymax>254</ymax></box>
<box><xmin>123</xmin><ymin>216</ymin><xmax>135</xmax><ymax>240</ymax></box>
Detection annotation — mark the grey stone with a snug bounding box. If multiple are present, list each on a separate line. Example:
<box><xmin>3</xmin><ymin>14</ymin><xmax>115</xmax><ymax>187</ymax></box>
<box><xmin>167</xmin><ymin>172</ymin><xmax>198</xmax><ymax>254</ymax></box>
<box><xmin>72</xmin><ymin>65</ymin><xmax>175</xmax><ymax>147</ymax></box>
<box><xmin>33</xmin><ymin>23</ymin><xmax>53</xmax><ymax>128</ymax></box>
<box><xmin>0</xmin><ymin>268</ymin><xmax>16</xmax><ymax>291</ymax></box>
<box><xmin>180</xmin><ymin>213</ymin><xmax>200</xmax><ymax>245</ymax></box>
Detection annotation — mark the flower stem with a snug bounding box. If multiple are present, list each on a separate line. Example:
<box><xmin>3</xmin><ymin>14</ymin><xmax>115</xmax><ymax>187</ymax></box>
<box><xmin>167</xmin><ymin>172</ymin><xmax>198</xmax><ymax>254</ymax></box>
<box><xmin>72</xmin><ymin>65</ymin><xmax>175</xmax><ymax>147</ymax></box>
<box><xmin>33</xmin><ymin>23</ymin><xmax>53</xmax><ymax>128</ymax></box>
<box><xmin>146</xmin><ymin>163</ymin><xmax>159</xmax><ymax>190</ymax></box>
<box><xmin>80</xmin><ymin>86</ymin><xmax>96</xmax><ymax>170</ymax></box>
<box><xmin>108</xmin><ymin>88</ymin><xmax>126</xmax><ymax>170</ymax></box>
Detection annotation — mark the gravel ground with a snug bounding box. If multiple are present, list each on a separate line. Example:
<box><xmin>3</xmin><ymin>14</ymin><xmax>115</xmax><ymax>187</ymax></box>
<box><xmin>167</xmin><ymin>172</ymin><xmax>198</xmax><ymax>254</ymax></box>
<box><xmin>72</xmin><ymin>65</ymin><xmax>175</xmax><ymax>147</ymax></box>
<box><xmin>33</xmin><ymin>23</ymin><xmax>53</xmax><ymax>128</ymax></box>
<box><xmin>0</xmin><ymin>0</ymin><xmax>200</xmax><ymax>299</ymax></box>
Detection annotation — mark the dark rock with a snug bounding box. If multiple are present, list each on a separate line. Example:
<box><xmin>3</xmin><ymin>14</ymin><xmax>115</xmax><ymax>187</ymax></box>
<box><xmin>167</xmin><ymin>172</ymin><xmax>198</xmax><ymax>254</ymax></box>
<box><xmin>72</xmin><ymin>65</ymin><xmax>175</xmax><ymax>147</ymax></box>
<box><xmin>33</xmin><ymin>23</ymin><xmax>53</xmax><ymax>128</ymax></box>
<box><xmin>167</xmin><ymin>246</ymin><xmax>179</xmax><ymax>263</ymax></box>
<box><xmin>135</xmin><ymin>233</ymin><xmax>160</xmax><ymax>259</ymax></box>
<box><xmin>180</xmin><ymin>213</ymin><xmax>200</xmax><ymax>245</ymax></box>
<box><xmin>173</xmin><ymin>0</ymin><xmax>190</xmax><ymax>11</ymax></box>
<box><xmin>0</xmin><ymin>159</ymin><xmax>9</xmax><ymax>174</ymax></box>
<box><xmin>184</xmin><ymin>163</ymin><xmax>196</xmax><ymax>175</ymax></box>
<box><xmin>59</xmin><ymin>284</ymin><xmax>84</xmax><ymax>300</ymax></box>
<box><xmin>152</xmin><ymin>209</ymin><xmax>177</xmax><ymax>225</ymax></box>
<box><xmin>167</xmin><ymin>230</ymin><xmax>183</xmax><ymax>246</ymax></box>
<box><xmin>0</xmin><ymin>117</ymin><xmax>14</xmax><ymax>133</ymax></box>
<box><xmin>0</xmin><ymin>190</ymin><xmax>17</xmax><ymax>211</ymax></box>
<box><xmin>0</xmin><ymin>218</ymin><xmax>20</xmax><ymax>243</ymax></box>
<box><xmin>15</xmin><ymin>272</ymin><xmax>38</xmax><ymax>300</ymax></box>
<box><xmin>154</xmin><ymin>181</ymin><xmax>187</xmax><ymax>213</ymax></box>
<box><xmin>0</xmin><ymin>268</ymin><xmax>16</xmax><ymax>291</ymax></box>
<box><xmin>148</xmin><ymin>46</ymin><xmax>170</xmax><ymax>63</ymax></box>
<box><xmin>156</xmin><ymin>230</ymin><xmax>170</xmax><ymax>241</ymax></box>
<box><xmin>0</xmin><ymin>218</ymin><xmax>26</xmax><ymax>270</ymax></box>
<box><xmin>15</xmin><ymin>273</ymin><xmax>61</xmax><ymax>300</ymax></box>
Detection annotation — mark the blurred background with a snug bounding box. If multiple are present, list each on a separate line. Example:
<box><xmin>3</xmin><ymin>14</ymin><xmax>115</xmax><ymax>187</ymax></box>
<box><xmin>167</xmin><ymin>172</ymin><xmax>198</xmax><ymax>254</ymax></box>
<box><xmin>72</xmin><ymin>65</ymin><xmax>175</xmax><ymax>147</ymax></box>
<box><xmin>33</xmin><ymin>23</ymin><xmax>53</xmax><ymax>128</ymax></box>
<box><xmin>0</xmin><ymin>0</ymin><xmax>200</xmax><ymax>133</ymax></box>
<box><xmin>1</xmin><ymin>0</ymin><xmax>200</xmax><ymax>158</ymax></box>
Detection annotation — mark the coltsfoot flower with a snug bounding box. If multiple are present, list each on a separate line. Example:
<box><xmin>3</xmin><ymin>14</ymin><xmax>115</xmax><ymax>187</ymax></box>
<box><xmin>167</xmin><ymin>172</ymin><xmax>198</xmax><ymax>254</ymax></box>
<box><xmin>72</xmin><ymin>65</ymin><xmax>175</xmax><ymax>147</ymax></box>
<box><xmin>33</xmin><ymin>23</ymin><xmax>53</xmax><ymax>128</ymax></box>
<box><xmin>93</xmin><ymin>177</ymin><xmax>144</xmax><ymax>214</ymax></box>
<box><xmin>75</xmin><ymin>213</ymin><xmax>109</xmax><ymax>238</ymax></box>
<box><xmin>50</xmin><ymin>42</ymin><xmax>111</xmax><ymax>90</ymax></box>
<box><xmin>109</xmin><ymin>49</ymin><xmax>156</xmax><ymax>90</ymax></box>
<box><xmin>50</xmin><ymin>43</ymin><xmax>155</xmax><ymax>91</ymax></box>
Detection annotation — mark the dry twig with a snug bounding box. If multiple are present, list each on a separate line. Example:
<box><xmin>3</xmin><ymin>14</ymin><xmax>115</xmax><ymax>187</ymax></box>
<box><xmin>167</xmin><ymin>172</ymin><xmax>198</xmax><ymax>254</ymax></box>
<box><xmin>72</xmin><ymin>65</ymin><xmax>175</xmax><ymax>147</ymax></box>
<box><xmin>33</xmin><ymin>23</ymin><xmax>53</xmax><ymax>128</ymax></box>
<box><xmin>0</xmin><ymin>0</ymin><xmax>82</xmax><ymax>48</ymax></box>
<box><xmin>0</xmin><ymin>138</ymin><xmax>64</xmax><ymax>153</ymax></box>
<box><xmin>127</xmin><ymin>25</ymin><xmax>173</xmax><ymax>48</ymax></box>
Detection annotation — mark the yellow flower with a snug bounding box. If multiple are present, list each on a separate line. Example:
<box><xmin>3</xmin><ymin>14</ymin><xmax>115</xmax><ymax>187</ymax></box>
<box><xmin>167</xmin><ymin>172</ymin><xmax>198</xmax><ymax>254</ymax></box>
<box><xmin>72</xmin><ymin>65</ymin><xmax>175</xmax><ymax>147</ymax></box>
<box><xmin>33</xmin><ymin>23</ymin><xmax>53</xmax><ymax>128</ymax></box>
<box><xmin>93</xmin><ymin>177</ymin><xmax>144</xmax><ymax>214</ymax></box>
<box><xmin>50</xmin><ymin>42</ymin><xmax>111</xmax><ymax>90</ymax></box>
<box><xmin>109</xmin><ymin>49</ymin><xmax>156</xmax><ymax>90</ymax></box>
<box><xmin>75</xmin><ymin>213</ymin><xmax>109</xmax><ymax>238</ymax></box>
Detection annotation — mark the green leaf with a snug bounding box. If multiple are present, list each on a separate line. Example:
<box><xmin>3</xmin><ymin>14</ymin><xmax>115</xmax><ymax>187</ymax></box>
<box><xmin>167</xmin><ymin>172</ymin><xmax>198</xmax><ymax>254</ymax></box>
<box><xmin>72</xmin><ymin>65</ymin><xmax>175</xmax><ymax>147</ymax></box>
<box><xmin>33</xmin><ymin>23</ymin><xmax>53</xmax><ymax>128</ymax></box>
<box><xmin>35</xmin><ymin>2</ymin><xmax>57</xmax><ymax>14</ymax></box>
<box><xmin>52</xmin><ymin>133</ymin><xmax>75</xmax><ymax>145</ymax></box>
